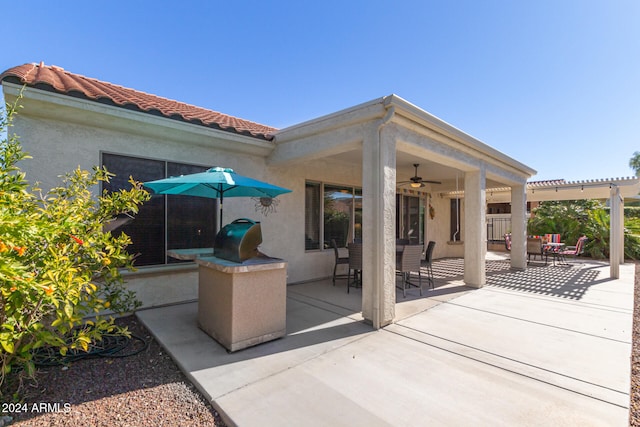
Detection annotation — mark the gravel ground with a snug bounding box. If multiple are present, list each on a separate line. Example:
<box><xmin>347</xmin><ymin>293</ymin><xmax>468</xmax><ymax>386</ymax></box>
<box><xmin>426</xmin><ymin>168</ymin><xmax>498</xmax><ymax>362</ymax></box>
<box><xmin>0</xmin><ymin>315</ymin><xmax>226</xmax><ymax>427</ymax></box>
<box><xmin>631</xmin><ymin>262</ymin><xmax>640</xmax><ymax>426</ymax></box>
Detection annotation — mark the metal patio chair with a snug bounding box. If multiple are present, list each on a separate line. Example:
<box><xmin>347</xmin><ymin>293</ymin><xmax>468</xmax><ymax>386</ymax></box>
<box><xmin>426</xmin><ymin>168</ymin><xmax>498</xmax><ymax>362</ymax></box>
<box><xmin>331</xmin><ymin>239</ymin><xmax>349</xmax><ymax>286</ymax></box>
<box><xmin>396</xmin><ymin>244</ymin><xmax>424</xmax><ymax>297</ymax></box>
<box><xmin>347</xmin><ymin>242</ymin><xmax>363</xmax><ymax>294</ymax></box>
<box><xmin>423</xmin><ymin>241</ymin><xmax>436</xmax><ymax>289</ymax></box>
<box><xmin>558</xmin><ymin>236</ymin><xmax>588</xmax><ymax>264</ymax></box>
<box><xmin>527</xmin><ymin>237</ymin><xmax>547</xmax><ymax>265</ymax></box>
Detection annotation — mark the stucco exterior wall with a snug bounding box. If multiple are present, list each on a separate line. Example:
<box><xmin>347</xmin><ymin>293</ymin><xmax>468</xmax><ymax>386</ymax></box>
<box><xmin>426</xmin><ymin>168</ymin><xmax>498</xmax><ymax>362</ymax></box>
<box><xmin>10</xmin><ymin>112</ymin><xmax>367</xmax><ymax>306</ymax></box>
<box><xmin>4</xmin><ymin>87</ymin><xmax>535</xmax><ymax>312</ymax></box>
<box><xmin>282</xmin><ymin>157</ymin><xmax>363</xmax><ymax>283</ymax></box>
<box><xmin>425</xmin><ymin>195</ymin><xmax>452</xmax><ymax>258</ymax></box>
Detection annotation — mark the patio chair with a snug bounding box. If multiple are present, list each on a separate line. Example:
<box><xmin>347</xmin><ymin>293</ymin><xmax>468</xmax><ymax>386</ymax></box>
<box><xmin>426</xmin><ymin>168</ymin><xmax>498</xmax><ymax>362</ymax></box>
<box><xmin>331</xmin><ymin>239</ymin><xmax>349</xmax><ymax>286</ymax></box>
<box><xmin>504</xmin><ymin>233</ymin><xmax>511</xmax><ymax>251</ymax></box>
<box><xmin>527</xmin><ymin>237</ymin><xmax>547</xmax><ymax>265</ymax></box>
<box><xmin>423</xmin><ymin>241</ymin><xmax>436</xmax><ymax>289</ymax></box>
<box><xmin>396</xmin><ymin>244</ymin><xmax>424</xmax><ymax>298</ymax></box>
<box><xmin>558</xmin><ymin>236</ymin><xmax>588</xmax><ymax>264</ymax></box>
<box><xmin>347</xmin><ymin>242</ymin><xmax>363</xmax><ymax>294</ymax></box>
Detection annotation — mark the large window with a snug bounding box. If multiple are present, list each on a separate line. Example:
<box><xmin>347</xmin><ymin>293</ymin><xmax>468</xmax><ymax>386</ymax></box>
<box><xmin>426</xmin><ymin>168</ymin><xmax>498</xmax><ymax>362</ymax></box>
<box><xmin>305</xmin><ymin>182</ymin><xmax>321</xmax><ymax>250</ymax></box>
<box><xmin>305</xmin><ymin>182</ymin><xmax>362</xmax><ymax>250</ymax></box>
<box><xmin>102</xmin><ymin>153</ymin><xmax>216</xmax><ymax>266</ymax></box>
<box><xmin>396</xmin><ymin>194</ymin><xmax>424</xmax><ymax>245</ymax></box>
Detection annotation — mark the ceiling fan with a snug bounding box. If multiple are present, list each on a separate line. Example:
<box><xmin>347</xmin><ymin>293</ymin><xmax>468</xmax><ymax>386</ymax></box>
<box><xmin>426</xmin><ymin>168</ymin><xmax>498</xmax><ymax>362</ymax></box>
<box><xmin>398</xmin><ymin>164</ymin><xmax>442</xmax><ymax>188</ymax></box>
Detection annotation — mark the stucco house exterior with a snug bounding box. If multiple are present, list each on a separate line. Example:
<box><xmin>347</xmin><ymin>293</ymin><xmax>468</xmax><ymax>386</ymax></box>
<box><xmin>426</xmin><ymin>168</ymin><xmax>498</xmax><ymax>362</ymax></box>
<box><xmin>2</xmin><ymin>62</ymin><xmax>610</xmax><ymax>328</ymax></box>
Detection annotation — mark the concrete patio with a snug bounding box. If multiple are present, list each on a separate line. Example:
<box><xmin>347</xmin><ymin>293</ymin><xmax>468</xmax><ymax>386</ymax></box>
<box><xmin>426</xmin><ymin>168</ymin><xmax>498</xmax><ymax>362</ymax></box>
<box><xmin>137</xmin><ymin>255</ymin><xmax>634</xmax><ymax>426</ymax></box>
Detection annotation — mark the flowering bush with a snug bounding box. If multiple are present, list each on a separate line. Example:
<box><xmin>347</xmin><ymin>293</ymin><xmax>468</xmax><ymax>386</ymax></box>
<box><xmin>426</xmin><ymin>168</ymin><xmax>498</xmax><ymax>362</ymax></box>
<box><xmin>0</xmin><ymin>98</ymin><xmax>150</xmax><ymax>387</ymax></box>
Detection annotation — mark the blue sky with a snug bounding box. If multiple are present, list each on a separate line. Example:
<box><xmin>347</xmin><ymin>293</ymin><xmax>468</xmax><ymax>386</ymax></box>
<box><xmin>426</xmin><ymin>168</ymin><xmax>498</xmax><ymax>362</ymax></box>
<box><xmin>2</xmin><ymin>0</ymin><xmax>638</xmax><ymax>181</ymax></box>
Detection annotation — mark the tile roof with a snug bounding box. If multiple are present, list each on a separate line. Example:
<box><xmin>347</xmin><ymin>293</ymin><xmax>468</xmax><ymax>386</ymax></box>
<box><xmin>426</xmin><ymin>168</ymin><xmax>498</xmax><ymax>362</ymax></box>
<box><xmin>0</xmin><ymin>62</ymin><xmax>277</xmax><ymax>140</ymax></box>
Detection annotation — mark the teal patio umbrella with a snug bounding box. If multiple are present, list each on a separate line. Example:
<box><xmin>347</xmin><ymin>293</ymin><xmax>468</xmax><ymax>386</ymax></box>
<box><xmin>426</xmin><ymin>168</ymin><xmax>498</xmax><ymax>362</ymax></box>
<box><xmin>143</xmin><ymin>167</ymin><xmax>292</xmax><ymax>228</ymax></box>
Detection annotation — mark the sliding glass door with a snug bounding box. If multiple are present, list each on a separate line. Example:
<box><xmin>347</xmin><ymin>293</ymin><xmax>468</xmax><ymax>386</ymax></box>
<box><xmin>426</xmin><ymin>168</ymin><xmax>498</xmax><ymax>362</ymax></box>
<box><xmin>396</xmin><ymin>194</ymin><xmax>424</xmax><ymax>245</ymax></box>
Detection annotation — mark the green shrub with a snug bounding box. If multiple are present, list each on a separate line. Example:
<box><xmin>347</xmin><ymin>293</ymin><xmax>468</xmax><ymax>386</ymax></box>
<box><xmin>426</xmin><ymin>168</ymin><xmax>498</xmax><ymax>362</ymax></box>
<box><xmin>527</xmin><ymin>200</ymin><xmax>640</xmax><ymax>260</ymax></box>
<box><xmin>0</xmin><ymin>98</ymin><xmax>149</xmax><ymax>388</ymax></box>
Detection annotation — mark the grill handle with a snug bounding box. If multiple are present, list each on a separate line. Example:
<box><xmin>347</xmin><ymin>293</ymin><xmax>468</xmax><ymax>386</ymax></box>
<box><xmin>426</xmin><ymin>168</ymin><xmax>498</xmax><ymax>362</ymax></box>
<box><xmin>230</xmin><ymin>218</ymin><xmax>258</xmax><ymax>225</ymax></box>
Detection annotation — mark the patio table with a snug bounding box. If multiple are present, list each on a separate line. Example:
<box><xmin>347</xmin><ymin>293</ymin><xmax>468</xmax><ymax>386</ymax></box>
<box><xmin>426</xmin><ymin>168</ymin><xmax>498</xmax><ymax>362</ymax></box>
<box><xmin>543</xmin><ymin>242</ymin><xmax>565</xmax><ymax>266</ymax></box>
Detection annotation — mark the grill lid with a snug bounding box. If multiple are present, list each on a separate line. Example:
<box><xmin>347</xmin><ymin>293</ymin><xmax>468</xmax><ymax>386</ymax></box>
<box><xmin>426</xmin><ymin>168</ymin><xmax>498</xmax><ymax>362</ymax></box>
<box><xmin>213</xmin><ymin>218</ymin><xmax>262</xmax><ymax>263</ymax></box>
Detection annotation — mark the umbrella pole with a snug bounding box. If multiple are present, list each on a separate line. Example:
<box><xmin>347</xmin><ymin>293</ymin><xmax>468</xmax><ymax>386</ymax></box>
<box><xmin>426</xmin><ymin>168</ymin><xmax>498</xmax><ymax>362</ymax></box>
<box><xmin>219</xmin><ymin>191</ymin><xmax>224</xmax><ymax>230</ymax></box>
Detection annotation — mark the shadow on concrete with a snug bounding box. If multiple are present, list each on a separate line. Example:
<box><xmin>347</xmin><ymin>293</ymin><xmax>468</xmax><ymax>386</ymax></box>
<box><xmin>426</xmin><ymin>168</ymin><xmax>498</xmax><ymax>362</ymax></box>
<box><xmin>418</xmin><ymin>257</ymin><xmax>611</xmax><ymax>301</ymax></box>
<box><xmin>485</xmin><ymin>262</ymin><xmax>609</xmax><ymax>300</ymax></box>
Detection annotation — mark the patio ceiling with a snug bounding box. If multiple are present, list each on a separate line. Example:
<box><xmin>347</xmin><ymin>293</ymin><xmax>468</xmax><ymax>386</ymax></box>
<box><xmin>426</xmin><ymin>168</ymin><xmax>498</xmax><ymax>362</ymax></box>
<box><xmin>321</xmin><ymin>149</ymin><xmax>509</xmax><ymax>193</ymax></box>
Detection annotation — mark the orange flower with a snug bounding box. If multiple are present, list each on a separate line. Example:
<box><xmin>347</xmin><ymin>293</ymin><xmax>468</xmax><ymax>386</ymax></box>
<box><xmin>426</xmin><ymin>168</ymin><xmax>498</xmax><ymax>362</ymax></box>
<box><xmin>0</xmin><ymin>242</ymin><xmax>7</xmax><ymax>253</ymax></box>
<box><xmin>44</xmin><ymin>286</ymin><xmax>54</xmax><ymax>295</ymax></box>
<box><xmin>10</xmin><ymin>286</ymin><xmax>17</xmax><ymax>292</ymax></box>
<box><xmin>69</xmin><ymin>235</ymin><xmax>84</xmax><ymax>245</ymax></box>
<box><xmin>12</xmin><ymin>246</ymin><xmax>26</xmax><ymax>256</ymax></box>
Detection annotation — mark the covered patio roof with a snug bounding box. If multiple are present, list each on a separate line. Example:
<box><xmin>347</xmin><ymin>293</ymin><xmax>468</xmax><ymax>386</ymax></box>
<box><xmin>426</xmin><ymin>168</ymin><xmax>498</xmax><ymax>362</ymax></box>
<box><xmin>270</xmin><ymin>94</ymin><xmax>536</xmax><ymax>192</ymax></box>
<box><xmin>270</xmin><ymin>94</ymin><xmax>537</xmax><ymax>328</ymax></box>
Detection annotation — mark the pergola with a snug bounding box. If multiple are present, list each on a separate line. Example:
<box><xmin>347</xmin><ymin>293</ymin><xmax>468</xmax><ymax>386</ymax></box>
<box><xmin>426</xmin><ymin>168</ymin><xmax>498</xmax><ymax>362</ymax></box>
<box><xmin>439</xmin><ymin>176</ymin><xmax>640</xmax><ymax>278</ymax></box>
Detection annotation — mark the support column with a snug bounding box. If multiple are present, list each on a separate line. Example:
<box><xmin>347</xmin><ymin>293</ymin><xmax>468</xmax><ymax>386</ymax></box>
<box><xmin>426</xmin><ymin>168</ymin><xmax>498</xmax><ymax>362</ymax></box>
<box><xmin>361</xmin><ymin>118</ymin><xmax>396</xmax><ymax>329</ymax></box>
<box><xmin>610</xmin><ymin>186</ymin><xmax>623</xmax><ymax>278</ymax></box>
<box><xmin>464</xmin><ymin>167</ymin><xmax>486</xmax><ymax>287</ymax></box>
<box><xmin>510</xmin><ymin>183</ymin><xmax>527</xmax><ymax>270</ymax></box>
<box><xmin>620</xmin><ymin>195</ymin><xmax>625</xmax><ymax>264</ymax></box>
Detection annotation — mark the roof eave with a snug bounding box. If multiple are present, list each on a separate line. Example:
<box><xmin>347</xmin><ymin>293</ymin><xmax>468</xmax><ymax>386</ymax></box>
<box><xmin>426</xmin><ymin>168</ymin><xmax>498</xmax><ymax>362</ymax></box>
<box><xmin>384</xmin><ymin>94</ymin><xmax>537</xmax><ymax>178</ymax></box>
<box><xmin>2</xmin><ymin>82</ymin><xmax>277</xmax><ymax>156</ymax></box>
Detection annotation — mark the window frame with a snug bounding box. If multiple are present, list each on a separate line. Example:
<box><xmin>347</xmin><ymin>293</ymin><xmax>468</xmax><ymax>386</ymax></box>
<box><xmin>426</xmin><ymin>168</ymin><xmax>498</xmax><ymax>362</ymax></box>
<box><xmin>396</xmin><ymin>194</ymin><xmax>425</xmax><ymax>245</ymax></box>
<box><xmin>305</xmin><ymin>181</ymin><xmax>362</xmax><ymax>251</ymax></box>
<box><xmin>100</xmin><ymin>151</ymin><xmax>217</xmax><ymax>267</ymax></box>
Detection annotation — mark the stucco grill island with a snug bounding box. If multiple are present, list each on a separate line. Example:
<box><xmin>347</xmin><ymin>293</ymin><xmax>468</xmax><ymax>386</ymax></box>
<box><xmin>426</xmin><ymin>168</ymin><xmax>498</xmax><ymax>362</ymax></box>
<box><xmin>192</xmin><ymin>219</ymin><xmax>286</xmax><ymax>352</ymax></box>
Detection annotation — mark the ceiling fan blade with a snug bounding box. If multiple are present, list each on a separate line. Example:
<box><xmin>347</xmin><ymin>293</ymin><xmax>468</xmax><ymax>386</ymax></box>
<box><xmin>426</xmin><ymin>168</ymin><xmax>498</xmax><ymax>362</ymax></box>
<box><xmin>398</xmin><ymin>164</ymin><xmax>441</xmax><ymax>186</ymax></box>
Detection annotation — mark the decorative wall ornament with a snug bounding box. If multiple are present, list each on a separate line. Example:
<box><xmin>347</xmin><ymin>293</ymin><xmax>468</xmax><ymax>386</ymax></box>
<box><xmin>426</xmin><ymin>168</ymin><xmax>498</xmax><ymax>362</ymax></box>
<box><xmin>253</xmin><ymin>196</ymin><xmax>280</xmax><ymax>216</ymax></box>
<box><xmin>428</xmin><ymin>194</ymin><xmax>435</xmax><ymax>219</ymax></box>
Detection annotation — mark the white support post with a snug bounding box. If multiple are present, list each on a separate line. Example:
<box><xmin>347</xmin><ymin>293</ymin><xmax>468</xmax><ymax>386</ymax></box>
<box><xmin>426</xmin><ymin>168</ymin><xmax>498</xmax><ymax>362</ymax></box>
<box><xmin>510</xmin><ymin>183</ymin><xmax>527</xmax><ymax>270</ymax></box>
<box><xmin>610</xmin><ymin>186</ymin><xmax>622</xmax><ymax>278</ymax></box>
<box><xmin>361</xmin><ymin>122</ymin><xmax>396</xmax><ymax>329</ymax></box>
<box><xmin>619</xmin><ymin>194</ymin><xmax>625</xmax><ymax>265</ymax></box>
<box><xmin>464</xmin><ymin>167</ymin><xmax>487</xmax><ymax>287</ymax></box>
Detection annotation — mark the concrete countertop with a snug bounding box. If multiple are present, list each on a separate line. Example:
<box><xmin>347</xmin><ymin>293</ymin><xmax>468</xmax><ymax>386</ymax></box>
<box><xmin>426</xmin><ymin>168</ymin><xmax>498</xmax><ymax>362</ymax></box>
<box><xmin>195</xmin><ymin>255</ymin><xmax>287</xmax><ymax>274</ymax></box>
<box><xmin>167</xmin><ymin>248</ymin><xmax>215</xmax><ymax>260</ymax></box>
